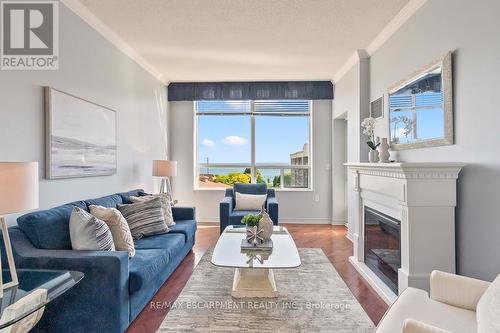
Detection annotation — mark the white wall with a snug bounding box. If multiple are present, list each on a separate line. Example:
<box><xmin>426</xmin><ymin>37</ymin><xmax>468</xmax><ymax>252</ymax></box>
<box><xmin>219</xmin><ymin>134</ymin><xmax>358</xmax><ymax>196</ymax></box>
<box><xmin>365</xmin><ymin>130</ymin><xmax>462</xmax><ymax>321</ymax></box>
<box><xmin>169</xmin><ymin>100</ymin><xmax>333</xmax><ymax>223</ymax></box>
<box><xmin>0</xmin><ymin>4</ymin><xmax>167</xmax><ymax>224</ymax></box>
<box><xmin>368</xmin><ymin>0</ymin><xmax>500</xmax><ymax>280</ymax></box>
<box><xmin>332</xmin><ymin>52</ymin><xmax>371</xmax><ymax>236</ymax></box>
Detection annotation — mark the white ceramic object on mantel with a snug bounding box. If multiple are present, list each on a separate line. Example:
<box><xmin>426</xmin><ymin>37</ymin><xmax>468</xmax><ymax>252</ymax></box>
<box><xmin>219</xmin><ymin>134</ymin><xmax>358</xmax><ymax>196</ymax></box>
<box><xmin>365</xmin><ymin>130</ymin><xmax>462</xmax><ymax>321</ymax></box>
<box><xmin>258</xmin><ymin>207</ymin><xmax>273</xmax><ymax>241</ymax></box>
<box><xmin>388</xmin><ymin>148</ymin><xmax>398</xmax><ymax>162</ymax></box>
<box><xmin>377</xmin><ymin>138</ymin><xmax>390</xmax><ymax>163</ymax></box>
<box><xmin>368</xmin><ymin>150</ymin><xmax>379</xmax><ymax>163</ymax></box>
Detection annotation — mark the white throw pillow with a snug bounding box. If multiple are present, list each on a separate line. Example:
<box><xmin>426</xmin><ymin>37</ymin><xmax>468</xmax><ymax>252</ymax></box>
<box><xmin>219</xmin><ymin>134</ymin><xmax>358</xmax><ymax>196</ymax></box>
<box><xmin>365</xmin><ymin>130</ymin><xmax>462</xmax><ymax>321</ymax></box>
<box><xmin>89</xmin><ymin>205</ymin><xmax>135</xmax><ymax>258</ymax></box>
<box><xmin>69</xmin><ymin>207</ymin><xmax>115</xmax><ymax>251</ymax></box>
<box><xmin>477</xmin><ymin>274</ymin><xmax>500</xmax><ymax>333</ymax></box>
<box><xmin>234</xmin><ymin>192</ymin><xmax>267</xmax><ymax>211</ymax></box>
<box><xmin>130</xmin><ymin>194</ymin><xmax>175</xmax><ymax>226</ymax></box>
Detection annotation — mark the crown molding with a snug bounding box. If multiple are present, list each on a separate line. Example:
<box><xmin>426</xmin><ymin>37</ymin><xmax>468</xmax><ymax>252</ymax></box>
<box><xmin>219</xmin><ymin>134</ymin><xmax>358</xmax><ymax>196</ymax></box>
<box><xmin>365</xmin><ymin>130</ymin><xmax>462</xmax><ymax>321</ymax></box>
<box><xmin>333</xmin><ymin>0</ymin><xmax>428</xmax><ymax>84</ymax></box>
<box><xmin>60</xmin><ymin>0</ymin><xmax>167</xmax><ymax>84</ymax></box>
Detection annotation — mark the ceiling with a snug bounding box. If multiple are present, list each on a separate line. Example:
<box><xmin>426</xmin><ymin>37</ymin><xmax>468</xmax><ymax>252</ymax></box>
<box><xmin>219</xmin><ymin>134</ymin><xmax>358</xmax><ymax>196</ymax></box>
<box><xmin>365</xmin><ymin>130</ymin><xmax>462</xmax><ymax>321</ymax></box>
<box><xmin>77</xmin><ymin>0</ymin><xmax>410</xmax><ymax>82</ymax></box>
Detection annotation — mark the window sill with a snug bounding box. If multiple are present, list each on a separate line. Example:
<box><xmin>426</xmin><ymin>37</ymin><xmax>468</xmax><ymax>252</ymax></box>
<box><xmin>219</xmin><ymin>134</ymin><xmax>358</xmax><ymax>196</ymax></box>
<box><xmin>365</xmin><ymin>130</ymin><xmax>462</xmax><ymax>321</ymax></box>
<box><xmin>193</xmin><ymin>187</ymin><xmax>313</xmax><ymax>192</ymax></box>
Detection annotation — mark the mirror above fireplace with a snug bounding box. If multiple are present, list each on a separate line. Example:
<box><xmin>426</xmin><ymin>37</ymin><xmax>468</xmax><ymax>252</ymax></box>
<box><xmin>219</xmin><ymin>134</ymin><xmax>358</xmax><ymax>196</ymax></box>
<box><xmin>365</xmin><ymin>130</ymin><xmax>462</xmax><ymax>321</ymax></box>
<box><xmin>388</xmin><ymin>52</ymin><xmax>453</xmax><ymax>150</ymax></box>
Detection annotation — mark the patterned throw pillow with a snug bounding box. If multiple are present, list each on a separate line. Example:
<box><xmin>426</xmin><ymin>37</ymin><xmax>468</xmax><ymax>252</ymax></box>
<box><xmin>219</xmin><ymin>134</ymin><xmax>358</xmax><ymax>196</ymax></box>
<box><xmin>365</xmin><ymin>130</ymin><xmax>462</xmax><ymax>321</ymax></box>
<box><xmin>118</xmin><ymin>197</ymin><xmax>169</xmax><ymax>240</ymax></box>
<box><xmin>130</xmin><ymin>194</ymin><xmax>175</xmax><ymax>226</ymax></box>
<box><xmin>69</xmin><ymin>207</ymin><xmax>115</xmax><ymax>251</ymax></box>
<box><xmin>89</xmin><ymin>205</ymin><xmax>135</xmax><ymax>258</ymax></box>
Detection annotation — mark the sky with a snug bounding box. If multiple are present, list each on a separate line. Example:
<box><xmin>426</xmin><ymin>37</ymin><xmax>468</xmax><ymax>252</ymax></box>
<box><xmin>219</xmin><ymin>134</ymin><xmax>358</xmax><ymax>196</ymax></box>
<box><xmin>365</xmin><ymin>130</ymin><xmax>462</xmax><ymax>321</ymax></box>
<box><xmin>197</xmin><ymin>101</ymin><xmax>309</xmax><ymax>165</ymax></box>
<box><xmin>389</xmin><ymin>91</ymin><xmax>445</xmax><ymax>143</ymax></box>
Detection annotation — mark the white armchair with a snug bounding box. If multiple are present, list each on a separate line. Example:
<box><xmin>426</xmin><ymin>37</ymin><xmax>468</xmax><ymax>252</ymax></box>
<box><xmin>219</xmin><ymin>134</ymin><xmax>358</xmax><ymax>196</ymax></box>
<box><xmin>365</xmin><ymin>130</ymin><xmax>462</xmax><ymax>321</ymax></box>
<box><xmin>376</xmin><ymin>270</ymin><xmax>499</xmax><ymax>333</ymax></box>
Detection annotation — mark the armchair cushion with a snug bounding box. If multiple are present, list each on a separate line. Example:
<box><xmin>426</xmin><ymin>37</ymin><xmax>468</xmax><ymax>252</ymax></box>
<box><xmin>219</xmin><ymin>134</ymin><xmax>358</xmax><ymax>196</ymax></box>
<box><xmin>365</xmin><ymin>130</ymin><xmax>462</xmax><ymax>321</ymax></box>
<box><xmin>229</xmin><ymin>210</ymin><xmax>260</xmax><ymax>225</ymax></box>
<box><xmin>375</xmin><ymin>287</ymin><xmax>477</xmax><ymax>333</ymax></box>
<box><xmin>430</xmin><ymin>270</ymin><xmax>490</xmax><ymax>311</ymax></box>
<box><xmin>234</xmin><ymin>192</ymin><xmax>267</xmax><ymax>211</ymax></box>
<box><xmin>476</xmin><ymin>274</ymin><xmax>500</xmax><ymax>333</ymax></box>
<box><xmin>403</xmin><ymin>319</ymin><xmax>452</xmax><ymax>333</ymax></box>
<box><xmin>234</xmin><ymin>183</ymin><xmax>267</xmax><ymax>195</ymax></box>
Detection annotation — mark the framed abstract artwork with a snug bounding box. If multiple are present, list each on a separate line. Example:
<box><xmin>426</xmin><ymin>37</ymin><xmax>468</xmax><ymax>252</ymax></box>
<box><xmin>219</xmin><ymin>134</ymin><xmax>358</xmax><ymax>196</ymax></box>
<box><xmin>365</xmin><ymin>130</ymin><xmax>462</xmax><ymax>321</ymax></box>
<box><xmin>45</xmin><ymin>87</ymin><xmax>117</xmax><ymax>179</ymax></box>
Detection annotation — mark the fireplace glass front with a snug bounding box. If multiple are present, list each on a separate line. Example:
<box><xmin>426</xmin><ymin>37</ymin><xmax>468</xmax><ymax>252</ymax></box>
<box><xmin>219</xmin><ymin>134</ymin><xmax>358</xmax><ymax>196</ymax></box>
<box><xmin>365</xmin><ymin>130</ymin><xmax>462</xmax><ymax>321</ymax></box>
<box><xmin>364</xmin><ymin>206</ymin><xmax>401</xmax><ymax>294</ymax></box>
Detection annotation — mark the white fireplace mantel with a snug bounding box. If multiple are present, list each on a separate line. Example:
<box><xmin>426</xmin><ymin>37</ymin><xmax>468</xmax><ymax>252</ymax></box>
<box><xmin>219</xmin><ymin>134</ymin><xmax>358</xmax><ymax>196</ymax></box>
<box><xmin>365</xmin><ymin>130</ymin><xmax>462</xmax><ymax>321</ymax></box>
<box><xmin>345</xmin><ymin>162</ymin><xmax>464</xmax><ymax>304</ymax></box>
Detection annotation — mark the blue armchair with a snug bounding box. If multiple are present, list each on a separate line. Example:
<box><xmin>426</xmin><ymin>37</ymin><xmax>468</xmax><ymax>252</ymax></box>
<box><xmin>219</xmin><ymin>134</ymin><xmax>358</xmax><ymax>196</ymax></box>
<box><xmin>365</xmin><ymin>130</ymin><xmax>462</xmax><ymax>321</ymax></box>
<box><xmin>219</xmin><ymin>183</ymin><xmax>278</xmax><ymax>234</ymax></box>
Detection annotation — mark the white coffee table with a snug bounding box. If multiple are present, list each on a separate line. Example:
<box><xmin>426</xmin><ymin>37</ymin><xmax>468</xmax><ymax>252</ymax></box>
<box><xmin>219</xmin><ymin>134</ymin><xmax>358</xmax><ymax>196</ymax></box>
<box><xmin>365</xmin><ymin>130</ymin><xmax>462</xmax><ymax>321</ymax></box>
<box><xmin>211</xmin><ymin>225</ymin><xmax>301</xmax><ymax>298</ymax></box>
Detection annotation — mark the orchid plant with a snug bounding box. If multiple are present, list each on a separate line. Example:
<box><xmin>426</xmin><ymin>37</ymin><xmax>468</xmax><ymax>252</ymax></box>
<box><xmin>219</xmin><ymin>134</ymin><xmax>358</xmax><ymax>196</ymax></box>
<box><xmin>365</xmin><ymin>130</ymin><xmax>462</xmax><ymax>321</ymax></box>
<box><xmin>361</xmin><ymin>117</ymin><xmax>380</xmax><ymax>151</ymax></box>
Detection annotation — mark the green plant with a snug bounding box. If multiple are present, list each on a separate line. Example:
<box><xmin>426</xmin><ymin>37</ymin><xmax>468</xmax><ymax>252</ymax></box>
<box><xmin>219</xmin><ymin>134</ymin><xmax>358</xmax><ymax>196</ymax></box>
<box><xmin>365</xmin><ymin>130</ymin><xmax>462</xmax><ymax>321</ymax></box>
<box><xmin>241</xmin><ymin>214</ymin><xmax>262</xmax><ymax>227</ymax></box>
<box><xmin>214</xmin><ymin>172</ymin><xmax>251</xmax><ymax>186</ymax></box>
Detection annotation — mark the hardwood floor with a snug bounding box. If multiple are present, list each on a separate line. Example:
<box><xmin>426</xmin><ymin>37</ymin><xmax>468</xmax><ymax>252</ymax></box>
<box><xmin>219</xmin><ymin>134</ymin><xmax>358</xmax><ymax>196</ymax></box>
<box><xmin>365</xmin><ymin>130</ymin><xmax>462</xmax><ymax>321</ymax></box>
<box><xmin>126</xmin><ymin>223</ymin><xmax>388</xmax><ymax>333</ymax></box>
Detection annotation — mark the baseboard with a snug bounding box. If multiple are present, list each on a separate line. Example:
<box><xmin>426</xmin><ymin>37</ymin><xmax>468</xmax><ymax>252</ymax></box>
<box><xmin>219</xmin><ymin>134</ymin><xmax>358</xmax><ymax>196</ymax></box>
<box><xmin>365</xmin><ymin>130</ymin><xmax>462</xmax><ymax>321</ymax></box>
<box><xmin>198</xmin><ymin>218</ymin><xmax>219</xmax><ymax>223</ymax></box>
<box><xmin>198</xmin><ymin>217</ymin><xmax>334</xmax><ymax>224</ymax></box>
<box><xmin>346</xmin><ymin>231</ymin><xmax>354</xmax><ymax>242</ymax></box>
<box><xmin>330</xmin><ymin>218</ymin><xmax>346</xmax><ymax>225</ymax></box>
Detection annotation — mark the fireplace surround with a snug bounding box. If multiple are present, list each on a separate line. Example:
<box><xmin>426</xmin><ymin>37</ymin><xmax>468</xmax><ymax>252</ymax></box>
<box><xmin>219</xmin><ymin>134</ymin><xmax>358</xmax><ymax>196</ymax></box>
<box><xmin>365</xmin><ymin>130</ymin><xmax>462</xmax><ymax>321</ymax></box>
<box><xmin>345</xmin><ymin>162</ymin><xmax>464</xmax><ymax>304</ymax></box>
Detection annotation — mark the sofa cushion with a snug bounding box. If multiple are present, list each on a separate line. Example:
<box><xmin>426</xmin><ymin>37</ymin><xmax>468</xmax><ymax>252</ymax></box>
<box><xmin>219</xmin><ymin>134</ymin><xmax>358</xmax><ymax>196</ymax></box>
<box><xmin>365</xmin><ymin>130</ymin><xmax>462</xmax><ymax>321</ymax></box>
<box><xmin>130</xmin><ymin>195</ymin><xmax>175</xmax><ymax>226</ymax></box>
<box><xmin>129</xmin><ymin>249</ymin><xmax>170</xmax><ymax>293</ymax></box>
<box><xmin>376</xmin><ymin>287</ymin><xmax>477</xmax><ymax>333</ymax></box>
<box><xmin>477</xmin><ymin>274</ymin><xmax>500</xmax><ymax>333</ymax></box>
<box><xmin>118</xmin><ymin>197</ymin><xmax>169</xmax><ymax>240</ymax></box>
<box><xmin>168</xmin><ymin>219</ymin><xmax>197</xmax><ymax>242</ymax></box>
<box><xmin>90</xmin><ymin>205</ymin><xmax>135</xmax><ymax>258</ymax></box>
<box><xmin>134</xmin><ymin>233</ymin><xmax>185</xmax><ymax>259</ymax></box>
<box><xmin>17</xmin><ymin>201</ymin><xmax>87</xmax><ymax>249</ymax></box>
<box><xmin>69</xmin><ymin>207</ymin><xmax>115</xmax><ymax>251</ymax></box>
<box><xmin>84</xmin><ymin>194</ymin><xmax>123</xmax><ymax>209</ymax></box>
<box><xmin>118</xmin><ymin>189</ymin><xmax>146</xmax><ymax>204</ymax></box>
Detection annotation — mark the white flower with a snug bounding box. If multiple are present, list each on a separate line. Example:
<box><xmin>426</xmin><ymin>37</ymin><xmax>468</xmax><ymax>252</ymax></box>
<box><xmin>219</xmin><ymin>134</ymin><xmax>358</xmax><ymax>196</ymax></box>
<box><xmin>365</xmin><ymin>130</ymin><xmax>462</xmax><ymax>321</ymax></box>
<box><xmin>361</xmin><ymin>117</ymin><xmax>376</xmax><ymax>141</ymax></box>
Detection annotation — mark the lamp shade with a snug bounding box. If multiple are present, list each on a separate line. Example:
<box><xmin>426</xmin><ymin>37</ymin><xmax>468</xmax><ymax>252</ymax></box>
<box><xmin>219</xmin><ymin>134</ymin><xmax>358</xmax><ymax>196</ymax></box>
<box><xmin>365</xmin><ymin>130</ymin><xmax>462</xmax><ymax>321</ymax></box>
<box><xmin>0</xmin><ymin>162</ymin><xmax>39</xmax><ymax>215</ymax></box>
<box><xmin>152</xmin><ymin>160</ymin><xmax>177</xmax><ymax>177</ymax></box>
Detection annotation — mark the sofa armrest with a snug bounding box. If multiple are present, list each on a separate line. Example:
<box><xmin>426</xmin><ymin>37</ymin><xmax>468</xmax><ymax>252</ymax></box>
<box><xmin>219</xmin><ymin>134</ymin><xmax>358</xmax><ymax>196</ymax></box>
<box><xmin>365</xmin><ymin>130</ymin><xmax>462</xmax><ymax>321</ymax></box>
<box><xmin>9</xmin><ymin>227</ymin><xmax>129</xmax><ymax>333</ymax></box>
<box><xmin>267</xmin><ymin>196</ymin><xmax>279</xmax><ymax>225</ymax></box>
<box><xmin>430</xmin><ymin>270</ymin><xmax>490</xmax><ymax>311</ymax></box>
<box><xmin>172</xmin><ymin>206</ymin><xmax>196</xmax><ymax>221</ymax></box>
<box><xmin>219</xmin><ymin>196</ymin><xmax>233</xmax><ymax>233</ymax></box>
<box><xmin>403</xmin><ymin>319</ymin><xmax>453</xmax><ymax>333</ymax></box>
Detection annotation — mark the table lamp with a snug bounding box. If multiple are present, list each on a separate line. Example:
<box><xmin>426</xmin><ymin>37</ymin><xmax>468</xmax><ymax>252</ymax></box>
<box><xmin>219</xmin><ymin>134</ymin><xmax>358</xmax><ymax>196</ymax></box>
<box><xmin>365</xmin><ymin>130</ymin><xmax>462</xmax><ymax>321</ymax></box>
<box><xmin>152</xmin><ymin>160</ymin><xmax>177</xmax><ymax>204</ymax></box>
<box><xmin>0</xmin><ymin>162</ymin><xmax>39</xmax><ymax>296</ymax></box>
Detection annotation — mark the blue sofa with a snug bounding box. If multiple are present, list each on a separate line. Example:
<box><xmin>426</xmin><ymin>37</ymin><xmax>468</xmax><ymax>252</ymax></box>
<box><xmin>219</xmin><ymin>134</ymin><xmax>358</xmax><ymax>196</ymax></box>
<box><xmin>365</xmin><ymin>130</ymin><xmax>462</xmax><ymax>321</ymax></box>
<box><xmin>5</xmin><ymin>189</ymin><xmax>196</xmax><ymax>333</ymax></box>
<box><xmin>219</xmin><ymin>183</ymin><xmax>278</xmax><ymax>234</ymax></box>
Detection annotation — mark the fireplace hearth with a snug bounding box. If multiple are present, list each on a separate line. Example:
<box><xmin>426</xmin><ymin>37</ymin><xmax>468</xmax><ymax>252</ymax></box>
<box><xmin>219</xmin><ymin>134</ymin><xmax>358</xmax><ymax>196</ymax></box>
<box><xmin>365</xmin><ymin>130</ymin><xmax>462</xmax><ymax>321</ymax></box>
<box><xmin>364</xmin><ymin>207</ymin><xmax>401</xmax><ymax>294</ymax></box>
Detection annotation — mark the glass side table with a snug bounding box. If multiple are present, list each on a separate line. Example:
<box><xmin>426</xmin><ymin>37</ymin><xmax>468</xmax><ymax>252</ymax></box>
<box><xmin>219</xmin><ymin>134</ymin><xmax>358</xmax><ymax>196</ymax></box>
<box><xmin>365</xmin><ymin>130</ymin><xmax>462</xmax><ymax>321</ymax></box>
<box><xmin>0</xmin><ymin>269</ymin><xmax>84</xmax><ymax>330</ymax></box>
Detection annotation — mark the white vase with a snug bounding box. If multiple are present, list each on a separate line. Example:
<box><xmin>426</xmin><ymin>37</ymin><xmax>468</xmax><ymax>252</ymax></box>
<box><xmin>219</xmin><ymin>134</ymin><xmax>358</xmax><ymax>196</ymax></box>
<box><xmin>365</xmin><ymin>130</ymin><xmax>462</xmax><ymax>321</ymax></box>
<box><xmin>258</xmin><ymin>211</ymin><xmax>273</xmax><ymax>241</ymax></box>
<box><xmin>368</xmin><ymin>150</ymin><xmax>379</xmax><ymax>163</ymax></box>
<box><xmin>389</xmin><ymin>149</ymin><xmax>398</xmax><ymax>162</ymax></box>
<box><xmin>377</xmin><ymin>138</ymin><xmax>390</xmax><ymax>163</ymax></box>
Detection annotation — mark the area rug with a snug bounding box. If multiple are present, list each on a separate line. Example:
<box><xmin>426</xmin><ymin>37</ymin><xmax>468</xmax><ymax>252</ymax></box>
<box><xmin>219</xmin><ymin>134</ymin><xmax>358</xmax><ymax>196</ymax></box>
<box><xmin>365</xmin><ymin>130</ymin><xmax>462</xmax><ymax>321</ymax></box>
<box><xmin>158</xmin><ymin>248</ymin><xmax>375</xmax><ymax>332</ymax></box>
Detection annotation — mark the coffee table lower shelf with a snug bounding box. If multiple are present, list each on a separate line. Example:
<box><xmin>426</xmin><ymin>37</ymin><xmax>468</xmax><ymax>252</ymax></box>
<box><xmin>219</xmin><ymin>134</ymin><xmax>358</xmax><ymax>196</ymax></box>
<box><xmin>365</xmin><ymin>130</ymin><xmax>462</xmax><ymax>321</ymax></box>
<box><xmin>231</xmin><ymin>268</ymin><xmax>277</xmax><ymax>298</ymax></box>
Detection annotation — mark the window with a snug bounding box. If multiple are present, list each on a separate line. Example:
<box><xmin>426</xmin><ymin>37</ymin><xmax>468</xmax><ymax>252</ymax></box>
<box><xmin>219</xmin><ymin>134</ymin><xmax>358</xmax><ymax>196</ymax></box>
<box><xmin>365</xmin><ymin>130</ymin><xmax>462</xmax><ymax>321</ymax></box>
<box><xmin>195</xmin><ymin>100</ymin><xmax>312</xmax><ymax>190</ymax></box>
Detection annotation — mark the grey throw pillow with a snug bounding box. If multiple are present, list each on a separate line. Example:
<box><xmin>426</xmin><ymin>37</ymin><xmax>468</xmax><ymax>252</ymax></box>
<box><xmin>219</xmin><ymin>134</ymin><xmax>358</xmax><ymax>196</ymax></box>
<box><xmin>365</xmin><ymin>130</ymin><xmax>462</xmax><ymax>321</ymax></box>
<box><xmin>118</xmin><ymin>197</ymin><xmax>169</xmax><ymax>240</ymax></box>
<box><xmin>69</xmin><ymin>207</ymin><xmax>115</xmax><ymax>251</ymax></box>
<box><xmin>130</xmin><ymin>194</ymin><xmax>175</xmax><ymax>226</ymax></box>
